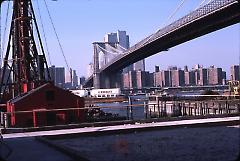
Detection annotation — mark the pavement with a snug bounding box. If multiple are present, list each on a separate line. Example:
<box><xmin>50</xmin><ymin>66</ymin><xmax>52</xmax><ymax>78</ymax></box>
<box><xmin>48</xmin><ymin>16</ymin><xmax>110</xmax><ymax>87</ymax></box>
<box><xmin>0</xmin><ymin>116</ymin><xmax>239</xmax><ymax>161</ymax></box>
<box><xmin>0</xmin><ymin>137</ymin><xmax>74</xmax><ymax>161</ymax></box>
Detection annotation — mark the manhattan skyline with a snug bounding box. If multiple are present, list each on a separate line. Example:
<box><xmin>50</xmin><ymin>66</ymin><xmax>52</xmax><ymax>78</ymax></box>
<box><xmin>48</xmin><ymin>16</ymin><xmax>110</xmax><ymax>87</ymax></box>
<box><xmin>0</xmin><ymin>0</ymin><xmax>239</xmax><ymax>77</ymax></box>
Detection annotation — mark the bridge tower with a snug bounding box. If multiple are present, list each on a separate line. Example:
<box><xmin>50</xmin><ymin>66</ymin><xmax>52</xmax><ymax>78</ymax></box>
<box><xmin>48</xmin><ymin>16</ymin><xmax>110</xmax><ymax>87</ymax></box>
<box><xmin>0</xmin><ymin>0</ymin><xmax>51</xmax><ymax>102</ymax></box>
<box><xmin>92</xmin><ymin>42</ymin><xmax>123</xmax><ymax>89</ymax></box>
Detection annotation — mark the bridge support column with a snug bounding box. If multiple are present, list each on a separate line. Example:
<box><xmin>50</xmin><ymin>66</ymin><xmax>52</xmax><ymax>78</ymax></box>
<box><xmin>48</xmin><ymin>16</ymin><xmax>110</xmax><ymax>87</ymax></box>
<box><xmin>93</xmin><ymin>43</ymin><xmax>100</xmax><ymax>89</ymax></box>
<box><xmin>100</xmin><ymin>71</ymin><xmax>122</xmax><ymax>89</ymax></box>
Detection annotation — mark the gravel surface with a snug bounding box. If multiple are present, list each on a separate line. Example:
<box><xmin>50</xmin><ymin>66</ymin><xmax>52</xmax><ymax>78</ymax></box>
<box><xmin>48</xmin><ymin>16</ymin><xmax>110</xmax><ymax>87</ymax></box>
<box><xmin>54</xmin><ymin>125</ymin><xmax>240</xmax><ymax>161</ymax></box>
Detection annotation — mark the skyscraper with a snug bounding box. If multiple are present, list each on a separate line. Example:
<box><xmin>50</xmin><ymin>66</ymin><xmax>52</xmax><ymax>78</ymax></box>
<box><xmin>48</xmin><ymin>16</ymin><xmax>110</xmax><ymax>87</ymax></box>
<box><xmin>47</xmin><ymin>65</ymin><xmax>65</xmax><ymax>88</ymax></box>
<box><xmin>230</xmin><ymin>65</ymin><xmax>240</xmax><ymax>81</ymax></box>
<box><xmin>65</xmin><ymin>68</ymin><xmax>78</xmax><ymax>89</ymax></box>
<box><xmin>55</xmin><ymin>67</ymin><xmax>65</xmax><ymax>88</ymax></box>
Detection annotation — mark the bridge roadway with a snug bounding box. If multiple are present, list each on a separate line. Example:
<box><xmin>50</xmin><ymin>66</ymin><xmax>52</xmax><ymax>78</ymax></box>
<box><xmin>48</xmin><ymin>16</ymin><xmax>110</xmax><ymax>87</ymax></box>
<box><xmin>85</xmin><ymin>0</ymin><xmax>240</xmax><ymax>87</ymax></box>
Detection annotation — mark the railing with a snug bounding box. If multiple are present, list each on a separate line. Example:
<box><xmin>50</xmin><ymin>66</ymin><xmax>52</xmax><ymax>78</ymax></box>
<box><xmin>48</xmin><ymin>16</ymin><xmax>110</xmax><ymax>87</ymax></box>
<box><xmin>0</xmin><ymin>97</ymin><xmax>239</xmax><ymax>129</ymax></box>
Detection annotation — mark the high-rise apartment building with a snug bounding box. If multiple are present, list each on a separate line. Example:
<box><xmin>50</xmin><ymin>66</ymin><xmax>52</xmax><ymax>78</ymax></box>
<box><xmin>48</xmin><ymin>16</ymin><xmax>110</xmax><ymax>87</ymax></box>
<box><xmin>171</xmin><ymin>69</ymin><xmax>185</xmax><ymax>87</ymax></box>
<box><xmin>136</xmin><ymin>71</ymin><xmax>149</xmax><ymax>88</ymax></box>
<box><xmin>184</xmin><ymin>71</ymin><xmax>196</xmax><ymax>86</ymax></box>
<box><xmin>198</xmin><ymin>68</ymin><xmax>208</xmax><ymax>86</ymax></box>
<box><xmin>154</xmin><ymin>70</ymin><xmax>171</xmax><ymax>87</ymax></box>
<box><xmin>208</xmin><ymin>66</ymin><xmax>223</xmax><ymax>85</ymax></box>
<box><xmin>154</xmin><ymin>71</ymin><xmax>163</xmax><ymax>87</ymax></box>
<box><xmin>122</xmin><ymin>70</ymin><xmax>152</xmax><ymax>89</ymax></box>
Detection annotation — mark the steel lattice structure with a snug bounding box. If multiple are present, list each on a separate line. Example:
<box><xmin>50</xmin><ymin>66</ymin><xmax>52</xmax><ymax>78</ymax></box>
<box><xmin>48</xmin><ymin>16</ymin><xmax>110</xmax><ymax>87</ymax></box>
<box><xmin>0</xmin><ymin>0</ymin><xmax>51</xmax><ymax>102</ymax></box>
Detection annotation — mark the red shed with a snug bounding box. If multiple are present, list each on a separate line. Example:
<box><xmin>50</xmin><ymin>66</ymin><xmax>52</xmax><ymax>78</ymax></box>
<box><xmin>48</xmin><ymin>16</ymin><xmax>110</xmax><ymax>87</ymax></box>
<box><xmin>6</xmin><ymin>83</ymin><xmax>85</xmax><ymax>127</ymax></box>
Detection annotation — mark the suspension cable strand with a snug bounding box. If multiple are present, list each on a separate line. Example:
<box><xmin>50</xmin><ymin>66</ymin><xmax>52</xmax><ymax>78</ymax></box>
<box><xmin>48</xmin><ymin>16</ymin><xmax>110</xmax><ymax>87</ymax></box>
<box><xmin>195</xmin><ymin>0</ymin><xmax>207</xmax><ymax>10</ymax></box>
<box><xmin>118</xmin><ymin>44</ymin><xmax>127</xmax><ymax>51</ymax></box>
<box><xmin>105</xmin><ymin>44</ymin><xmax>126</xmax><ymax>53</ymax></box>
<box><xmin>35</xmin><ymin>0</ymin><xmax>52</xmax><ymax>66</ymax></box>
<box><xmin>206</xmin><ymin>0</ymin><xmax>214</xmax><ymax>5</ymax></box>
<box><xmin>164</xmin><ymin>0</ymin><xmax>188</xmax><ymax>26</ymax></box>
<box><xmin>0</xmin><ymin>3</ymin><xmax>1</xmax><ymax>67</ymax></box>
<box><xmin>96</xmin><ymin>44</ymin><xmax>122</xmax><ymax>55</ymax></box>
<box><xmin>43</xmin><ymin>0</ymin><xmax>71</xmax><ymax>73</ymax></box>
<box><xmin>0</xmin><ymin>16</ymin><xmax>13</xmax><ymax>101</ymax></box>
<box><xmin>1</xmin><ymin>0</ymin><xmax>10</xmax><ymax>67</ymax></box>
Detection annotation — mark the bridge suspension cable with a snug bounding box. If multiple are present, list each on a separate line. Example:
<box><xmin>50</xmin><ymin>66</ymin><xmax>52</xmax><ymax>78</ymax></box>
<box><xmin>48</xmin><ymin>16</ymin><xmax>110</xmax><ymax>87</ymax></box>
<box><xmin>43</xmin><ymin>0</ymin><xmax>71</xmax><ymax>72</ymax></box>
<box><xmin>195</xmin><ymin>0</ymin><xmax>207</xmax><ymax>10</ymax></box>
<box><xmin>106</xmin><ymin>44</ymin><xmax>126</xmax><ymax>53</ymax></box>
<box><xmin>0</xmin><ymin>0</ymin><xmax>11</xmax><ymax>67</ymax></box>
<box><xmin>96</xmin><ymin>44</ymin><xmax>122</xmax><ymax>55</ymax></box>
<box><xmin>195</xmin><ymin>0</ymin><xmax>214</xmax><ymax>10</ymax></box>
<box><xmin>163</xmin><ymin>0</ymin><xmax>188</xmax><ymax>26</ymax></box>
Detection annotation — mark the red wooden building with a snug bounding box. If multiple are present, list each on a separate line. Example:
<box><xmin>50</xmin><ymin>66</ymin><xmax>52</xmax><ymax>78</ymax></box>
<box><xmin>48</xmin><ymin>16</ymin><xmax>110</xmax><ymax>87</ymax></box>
<box><xmin>6</xmin><ymin>83</ymin><xmax>85</xmax><ymax>127</ymax></box>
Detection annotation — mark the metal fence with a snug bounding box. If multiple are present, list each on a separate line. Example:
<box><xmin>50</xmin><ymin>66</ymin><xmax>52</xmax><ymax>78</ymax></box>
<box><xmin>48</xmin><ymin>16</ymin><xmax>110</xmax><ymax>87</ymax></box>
<box><xmin>0</xmin><ymin>98</ymin><xmax>239</xmax><ymax>128</ymax></box>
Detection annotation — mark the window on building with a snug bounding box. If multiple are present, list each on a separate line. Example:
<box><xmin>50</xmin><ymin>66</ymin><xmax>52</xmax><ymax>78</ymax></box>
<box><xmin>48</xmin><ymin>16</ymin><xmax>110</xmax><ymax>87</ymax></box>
<box><xmin>45</xmin><ymin>90</ymin><xmax>55</xmax><ymax>101</ymax></box>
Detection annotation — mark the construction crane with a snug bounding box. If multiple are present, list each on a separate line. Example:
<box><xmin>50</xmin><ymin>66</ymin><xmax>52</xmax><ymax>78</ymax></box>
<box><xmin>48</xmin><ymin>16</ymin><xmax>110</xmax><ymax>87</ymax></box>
<box><xmin>0</xmin><ymin>0</ymin><xmax>51</xmax><ymax>103</ymax></box>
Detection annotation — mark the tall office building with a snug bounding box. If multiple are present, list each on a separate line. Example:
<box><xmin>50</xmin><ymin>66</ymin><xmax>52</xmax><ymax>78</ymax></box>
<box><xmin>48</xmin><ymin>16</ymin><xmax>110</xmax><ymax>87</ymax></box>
<box><xmin>230</xmin><ymin>65</ymin><xmax>240</xmax><ymax>81</ymax></box>
<box><xmin>55</xmin><ymin>67</ymin><xmax>65</xmax><ymax>88</ymax></box>
<box><xmin>65</xmin><ymin>68</ymin><xmax>78</xmax><ymax>89</ymax></box>
<box><xmin>134</xmin><ymin>60</ymin><xmax>145</xmax><ymax>71</ymax></box>
<box><xmin>47</xmin><ymin>65</ymin><xmax>65</xmax><ymax>88</ymax></box>
<box><xmin>72</xmin><ymin>70</ymin><xmax>78</xmax><ymax>88</ymax></box>
<box><xmin>79</xmin><ymin>76</ymin><xmax>86</xmax><ymax>85</ymax></box>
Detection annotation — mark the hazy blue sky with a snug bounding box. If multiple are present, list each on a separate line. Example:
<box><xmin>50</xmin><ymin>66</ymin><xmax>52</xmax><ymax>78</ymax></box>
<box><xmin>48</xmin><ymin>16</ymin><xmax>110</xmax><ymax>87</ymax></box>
<box><xmin>1</xmin><ymin>0</ymin><xmax>239</xmax><ymax>78</ymax></box>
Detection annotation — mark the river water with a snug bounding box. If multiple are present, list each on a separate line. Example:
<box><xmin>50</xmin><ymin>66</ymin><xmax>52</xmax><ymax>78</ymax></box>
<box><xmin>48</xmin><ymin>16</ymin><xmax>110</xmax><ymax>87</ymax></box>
<box><xmin>96</xmin><ymin>95</ymin><xmax>146</xmax><ymax>120</ymax></box>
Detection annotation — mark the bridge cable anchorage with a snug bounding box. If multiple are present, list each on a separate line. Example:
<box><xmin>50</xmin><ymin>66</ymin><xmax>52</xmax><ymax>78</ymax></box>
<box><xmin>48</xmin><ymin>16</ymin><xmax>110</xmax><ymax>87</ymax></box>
<box><xmin>43</xmin><ymin>0</ymin><xmax>71</xmax><ymax>72</ymax></box>
<box><xmin>35</xmin><ymin>0</ymin><xmax>52</xmax><ymax>66</ymax></box>
<box><xmin>140</xmin><ymin>0</ymin><xmax>188</xmax><ymax>48</ymax></box>
<box><xmin>0</xmin><ymin>0</ymin><xmax>11</xmax><ymax>67</ymax></box>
